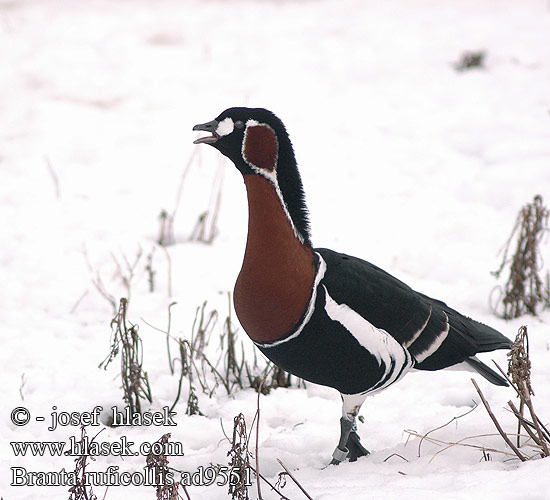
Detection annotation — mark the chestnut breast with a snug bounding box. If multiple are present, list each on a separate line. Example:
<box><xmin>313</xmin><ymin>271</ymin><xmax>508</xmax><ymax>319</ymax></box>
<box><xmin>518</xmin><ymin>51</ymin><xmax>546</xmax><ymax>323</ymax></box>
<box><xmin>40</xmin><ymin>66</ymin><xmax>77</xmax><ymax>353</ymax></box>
<box><xmin>234</xmin><ymin>174</ymin><xmax>315</xmax><ymax>343</ymax></box>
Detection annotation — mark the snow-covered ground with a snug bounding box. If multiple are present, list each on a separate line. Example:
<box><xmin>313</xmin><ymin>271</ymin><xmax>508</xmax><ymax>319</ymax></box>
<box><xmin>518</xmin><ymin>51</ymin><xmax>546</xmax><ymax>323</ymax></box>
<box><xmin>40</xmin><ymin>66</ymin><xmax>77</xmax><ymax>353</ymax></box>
<box><xmin>1</xmin><ymin>0</ymin><xmax>550</xmax><ymax>498</ymax></box>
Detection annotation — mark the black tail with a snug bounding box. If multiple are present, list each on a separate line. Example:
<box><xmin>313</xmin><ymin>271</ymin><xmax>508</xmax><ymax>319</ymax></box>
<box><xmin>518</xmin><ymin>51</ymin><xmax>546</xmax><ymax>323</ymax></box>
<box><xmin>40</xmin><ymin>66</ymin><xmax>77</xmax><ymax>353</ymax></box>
<box><xmin>465</xmin><ymin>356</ymin><xmax>508</xmax><ymax>387</ymax></box>
<box><xmin>462</xmin><ymin>316</ymin><xmax>512</xmax><ymax>353</ymax></box>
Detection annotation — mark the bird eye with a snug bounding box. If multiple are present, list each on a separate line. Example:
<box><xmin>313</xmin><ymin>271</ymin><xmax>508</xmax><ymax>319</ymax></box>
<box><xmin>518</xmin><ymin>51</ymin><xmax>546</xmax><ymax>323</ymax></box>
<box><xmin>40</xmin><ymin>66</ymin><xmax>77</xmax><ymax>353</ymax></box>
<box><xmin>235</xmin><ymin>120</ymin><xmax>244</xmax><ymax>129</ymax></box>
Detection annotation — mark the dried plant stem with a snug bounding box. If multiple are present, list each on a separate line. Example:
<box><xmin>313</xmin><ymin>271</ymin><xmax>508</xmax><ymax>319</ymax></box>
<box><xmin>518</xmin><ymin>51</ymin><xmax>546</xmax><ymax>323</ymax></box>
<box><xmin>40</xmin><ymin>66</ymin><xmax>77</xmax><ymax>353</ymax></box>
<box><xmin>181</xmin><ymin>486</ymin><xmax>192</xmax><ymax>500</ymax></box>
<box><xmin>492</xmin><ymin>195</ymin><xmax>549</xmax><ymax>319</ymax></box>
<box><xmin>228</xmin><ymin>413</ymin><xmax>250</xmax><ymax>500</ymax></box>
<box><xmin>382</xmin><ymin>453</ymin><xmax>409</xmax><ymax>463</ymax></box>
<box><xmin>165</xmin><ymin>301</ymin><xmax>177</xmax><ymax>375</ymax></box>
<box><xmin>493</xmin><ymin>359</ymin><xmax>550</xmax><ymax>450</ymax></box>
<box><xmin>158</xmin><ymin>146</ymin><xmax>201</xmax><ymax>247</ymax></box>
<box><xmin>189</xmin><ymin>159</ymin><xmax>224</xmax><ymax>244</ymax></box>
<box><xmin>519</xmin><ymin>389</ymin><xmax>550</xmax><ymax>456</ymax></box>
<box><xmin>146</xmin><ymin>249</ymin><xmax>155</xmax><ymax>293</ymax></box>
<box><xmin>414</xmin><ymin>404</ymin><xmax>478</xmax><ymax>457</ymax></box>
<box><xmin>276</xmin><ymin>459</ymin><xmax>313</xmax><ymax>500</ymax></box>
<box><xmin>492</xmin><ymin>361</ymin><xmax>517</xmax><ymax>394</ymax></box>
<box><xmin>507</xmin><ymin>400</ymin><xmax>542</xmax><ymax>447</ymax></box>
<box><xmin>169</xmin><ymin>340</ymin><xmax>187</xmax><ymax>415</ymax></box>
<box><xmin>248</xmin><ymin>465</ymin><xmax>290</xmax><ymax>500</ymax></box>
<box><xmin>91</xmin><ymin>272</ymin><xmax>117</xmax><ymax>313</ymax></box>
<box><xmin>160</xmin><ymin>245</ymin><xmax>173</xmax><ymax>297</ymax></box>
<box><xmin>471</xmin><ymin>378</ymin><xmax>526</xmax><ymax>462</ymax></box>
<box><xmin>19</xmin><ymin>373</ymin><xmax>26</xmax><ymax>401</ymax></box>
<box><xmin>515</xmin><ymin>399</ymin><xmax>525</xmax><ymax>448</ymax></box>
<box><xmin>158</xmin><ymin>210</ymin><xmax>175</xmax><ymax>247</ymax></box>
<box><xmin>44</xmin><ymin>155</ymin><xmax>61</xmax><ymax>199</ymax></box>
<box><xmin>255</xmin><ymin>377</ymin><xmax>265</xmax><ymax>500</ymax></box>
<box><xmin>505</xmin><ymin>326</ymin><xmax>549</xmax><ymax>456</ymax></box>
<box><xmin>205</xmin><ymin>161</ymin><xmax>224</xmax><ymax>244</ymax></box>
<box><xmin>405</xmin><ymin>430</ymin><xmax>521</xmax><ymax>459</ymax></box>
<box><xmin>70</xmin><ymin>289</ymin><xmax>89</xmax><ymax>314</ymax></box>
<box><xmin>110</xmin><ymin>247</ymin><xmax>143</xmax><ymax>303</ymax></box>
<box><xmin>100</xmin><ymin>298</ymin><xmax>152</xmax><ymax>416</ymax></box>
<box><xmin>68</xmin><ymin>426</ymin><xmax>104</xmax><ymax>500</ymax></box>
<box><xmin>173</xmin><ymin>147</ymin><xmax>199</xmax><ymax>219</ymax></box>
<box><xmin>145</xmin><ymin>433</ymin><xmax>188</xmax><ymax>500</ymax></box>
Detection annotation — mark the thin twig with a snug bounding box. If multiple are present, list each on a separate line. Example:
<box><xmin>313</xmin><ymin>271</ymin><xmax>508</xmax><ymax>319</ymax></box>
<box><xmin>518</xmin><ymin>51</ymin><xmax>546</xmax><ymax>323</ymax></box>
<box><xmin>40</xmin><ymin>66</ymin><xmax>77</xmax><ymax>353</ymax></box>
<box><xmin>248</xmin><ymin>465</ymin><xmax>290</xmax><ymax>500</ymax></box>
<box><xmin>44</xmin><ymin>155</ymin><xmax>61</xmax><ymax>199</ymax></box>
<box><xmin>70</xmin><ymin>289</ymin><xmax>89</xmax><ymax>314</ymax></box>
<box><xmin>19</xmin><ymin>373</ymin><xmax>26</xmax><ymax>402</ymax></box>
<box><xmin>91</xmin><ymin>273</ymin><xmax>117</xmax><ymax>313</ymax></box>
<box><xmin>416</xmin><ymin>403</ymin><xmax>478</xmax><ymax>457</ymax></box>
<box><xmin>166</xmin><ymin>301</ymin><xmax>177</xmax><ymax>374</ymax></box>
<box><xmin>160</xmin><ymin>245</ymin><xmax>173</xmax><ymax>297</ymax></box>
<box><xmin>471</xmin><ymin>378</ymin><xmax>526</xmax><ymax>462</ymax></box>
<box><xmin>522</xmin><ymin>391</ymin><xmax>550</xmax><ymax>456</ymax></box>
<box><xmin>495</xmin><ymin>341</ymin><xmax>550</xmax><ymax>448</ymax></box>
<box><xmin>508</xmin><ymin>400</ymin><xmax>542</xmax><ymax>447</ymax></box>
<box><xmin>405</xmin><ymin>430</ymin><xmax>525</xmax><ymax>458</ymax></box>
<box><xmin>181</xmin><ymin>485</ymin><xmax>192</xmax><ymax>500</ymax></box>
<box><xmin>170</xmin><ymin>341</ymin><xmax>187</xmax><ymax>415</ymax></box>
<box><xmin>173</xmin><ymin>147</ymin><xmax>199</xmax><ymax>219</ymax></box>
<box><xmin>427</xmin><ymin>432</ymin><xmax>522</xmax><ymax>464</ymax></box>
<box><xmin>255</xmin><ymin>377</ymin><xmax>266</xmax><ymax>500</ymax></box>
<box><xmin>205</xmin><ymin>160</ymin><xmax>224</xmax><ymax>244</ymax></box>
<box><xmin>383</xmin><ymin>453</ymin><xmax>409</xmax><ymax>463</ymax></box>
<box><xmin>83</xmin><ymin>246</ymin><xmax>117</xmax><ymax>313</ymax></box>
<box><xmin>276</xmin><ymin>459</ymin><xmax>313</xmax><ymax>500</ymax></box>
<box><xmin>492</xmin><ymin>361</ymin><xmax>520</xmax><ymax>396</ymax></box>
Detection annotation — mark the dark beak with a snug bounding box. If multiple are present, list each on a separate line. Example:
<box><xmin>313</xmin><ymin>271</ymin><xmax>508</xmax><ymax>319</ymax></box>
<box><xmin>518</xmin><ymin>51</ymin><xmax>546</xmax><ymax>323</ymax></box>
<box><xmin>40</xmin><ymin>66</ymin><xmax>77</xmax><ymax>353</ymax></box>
<box><xmin>193</xmin><ymin>119</ymin><xmax>219</xmax><ymax>144</ymax></box>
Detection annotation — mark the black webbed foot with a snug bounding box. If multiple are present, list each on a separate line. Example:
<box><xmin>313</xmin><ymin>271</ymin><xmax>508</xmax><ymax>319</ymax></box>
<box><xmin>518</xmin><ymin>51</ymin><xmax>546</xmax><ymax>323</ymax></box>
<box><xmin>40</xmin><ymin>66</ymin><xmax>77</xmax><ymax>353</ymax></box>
<box><xmin>345</xmin><ymin>430</ymin><xmax>370</xmax><ymax>462</ymax></box>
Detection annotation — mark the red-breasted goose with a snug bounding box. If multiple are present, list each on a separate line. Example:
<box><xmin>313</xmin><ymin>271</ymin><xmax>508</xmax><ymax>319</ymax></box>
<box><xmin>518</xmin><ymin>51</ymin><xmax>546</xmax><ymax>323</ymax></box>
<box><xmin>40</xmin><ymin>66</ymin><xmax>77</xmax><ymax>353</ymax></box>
<box><xmin>193</xmin><ymin>107</ymin><xmax>511</xmax><ymax>464</ymax></box>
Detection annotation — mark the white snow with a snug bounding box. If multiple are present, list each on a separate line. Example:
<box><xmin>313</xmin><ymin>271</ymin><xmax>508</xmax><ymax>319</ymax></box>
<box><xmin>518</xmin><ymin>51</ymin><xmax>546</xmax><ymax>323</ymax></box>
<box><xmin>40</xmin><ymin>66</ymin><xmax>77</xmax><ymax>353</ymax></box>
<box><xmin>1</xmin><ymin>0</ymin><xmax>550</xmax><ymax>499</ymax></box>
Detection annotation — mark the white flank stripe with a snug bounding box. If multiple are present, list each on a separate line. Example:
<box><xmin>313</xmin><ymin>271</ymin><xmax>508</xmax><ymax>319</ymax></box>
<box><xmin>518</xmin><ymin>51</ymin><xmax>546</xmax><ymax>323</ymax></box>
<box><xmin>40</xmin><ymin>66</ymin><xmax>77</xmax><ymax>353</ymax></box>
<box><xmin>324</xmin><ymin>288</ymin><xmax>412</xmax><ymax>393</ymax></box>
<box><xmin>413</xmin><ymin>312</ymin><xmax>450</xmax><ymax>363</ymax></box>
<box><xmin>403</xmin><ymin>306</ymin><xmax>432</xmax><ymax>348</ymax></box>
<box><xmin>255</xmin><ymin>253</ymin><xmax>327</xmax><ymax>348</ymax></box>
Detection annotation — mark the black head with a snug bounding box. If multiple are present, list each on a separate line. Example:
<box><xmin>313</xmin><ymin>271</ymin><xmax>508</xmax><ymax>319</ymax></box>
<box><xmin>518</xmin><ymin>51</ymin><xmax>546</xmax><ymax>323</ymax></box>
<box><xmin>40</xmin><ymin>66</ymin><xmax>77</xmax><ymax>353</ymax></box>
<box><xmin>193</xmin><ymin>107</ymin><xmax>283</xmax><ymax>175</ymax></box>
<box><xmin>193</xmin><ymin>107</ymin><xmax>312</xmax><ymax>246</ymax></box>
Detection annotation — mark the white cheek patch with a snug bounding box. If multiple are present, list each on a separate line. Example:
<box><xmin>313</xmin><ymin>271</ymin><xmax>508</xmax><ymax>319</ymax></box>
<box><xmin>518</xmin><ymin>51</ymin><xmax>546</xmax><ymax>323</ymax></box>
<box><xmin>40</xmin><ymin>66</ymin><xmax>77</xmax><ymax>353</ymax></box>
<box><xmin>216</xmin><ymin>117</ymin><xmax>234</xmax><ymax>137</ymax></box>
<box><xmin>246</xmin><ymin>119</ymin><xmax>259</xmax><ymax>127</ymax></box>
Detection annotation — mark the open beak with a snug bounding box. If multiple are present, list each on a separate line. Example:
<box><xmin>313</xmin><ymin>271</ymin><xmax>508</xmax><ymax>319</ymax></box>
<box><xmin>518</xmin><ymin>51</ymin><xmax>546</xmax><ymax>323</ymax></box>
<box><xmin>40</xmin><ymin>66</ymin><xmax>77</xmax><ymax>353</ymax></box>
<box><xmin>193</xmin><ymin>119</ymin><xmax>219</xmax><ymax>144</ymax></box>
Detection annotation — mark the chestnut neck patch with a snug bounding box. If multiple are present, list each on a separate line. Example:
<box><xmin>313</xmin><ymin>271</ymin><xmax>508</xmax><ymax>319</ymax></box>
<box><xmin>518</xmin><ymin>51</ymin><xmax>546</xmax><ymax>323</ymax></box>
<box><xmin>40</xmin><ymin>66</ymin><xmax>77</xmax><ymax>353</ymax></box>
<box><xmin>242</xmin><ymin>123</ymin><xmax>279</xmax><ymax>173</ymax></box>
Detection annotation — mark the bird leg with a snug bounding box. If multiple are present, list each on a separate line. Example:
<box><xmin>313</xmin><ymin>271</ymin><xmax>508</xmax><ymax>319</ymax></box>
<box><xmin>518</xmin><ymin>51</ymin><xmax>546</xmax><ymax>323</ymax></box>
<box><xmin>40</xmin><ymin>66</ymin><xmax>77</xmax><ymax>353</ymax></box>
<box><xmin>330</xmin><ymin>417</ymin><xmax>370</xmax><ymax>464</ymax></box>
<box><xmin>330</xmin><ymin>416</ymin><xmax>353</xmax><ymax>464</ymax></box>
<box><xmin>330</xmin><ymin>395</ymin><xmax>370</xmax><ymax>464</ymax></box>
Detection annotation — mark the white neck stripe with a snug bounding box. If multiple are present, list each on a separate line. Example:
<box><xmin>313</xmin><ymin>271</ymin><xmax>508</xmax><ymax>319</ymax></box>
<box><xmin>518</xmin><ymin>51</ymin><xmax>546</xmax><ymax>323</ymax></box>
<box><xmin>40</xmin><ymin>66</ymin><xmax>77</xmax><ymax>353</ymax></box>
<box><xmin>242</xmin><ymin>122</ymin><xmax>305</xmax><ymax>245</ymax></box>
